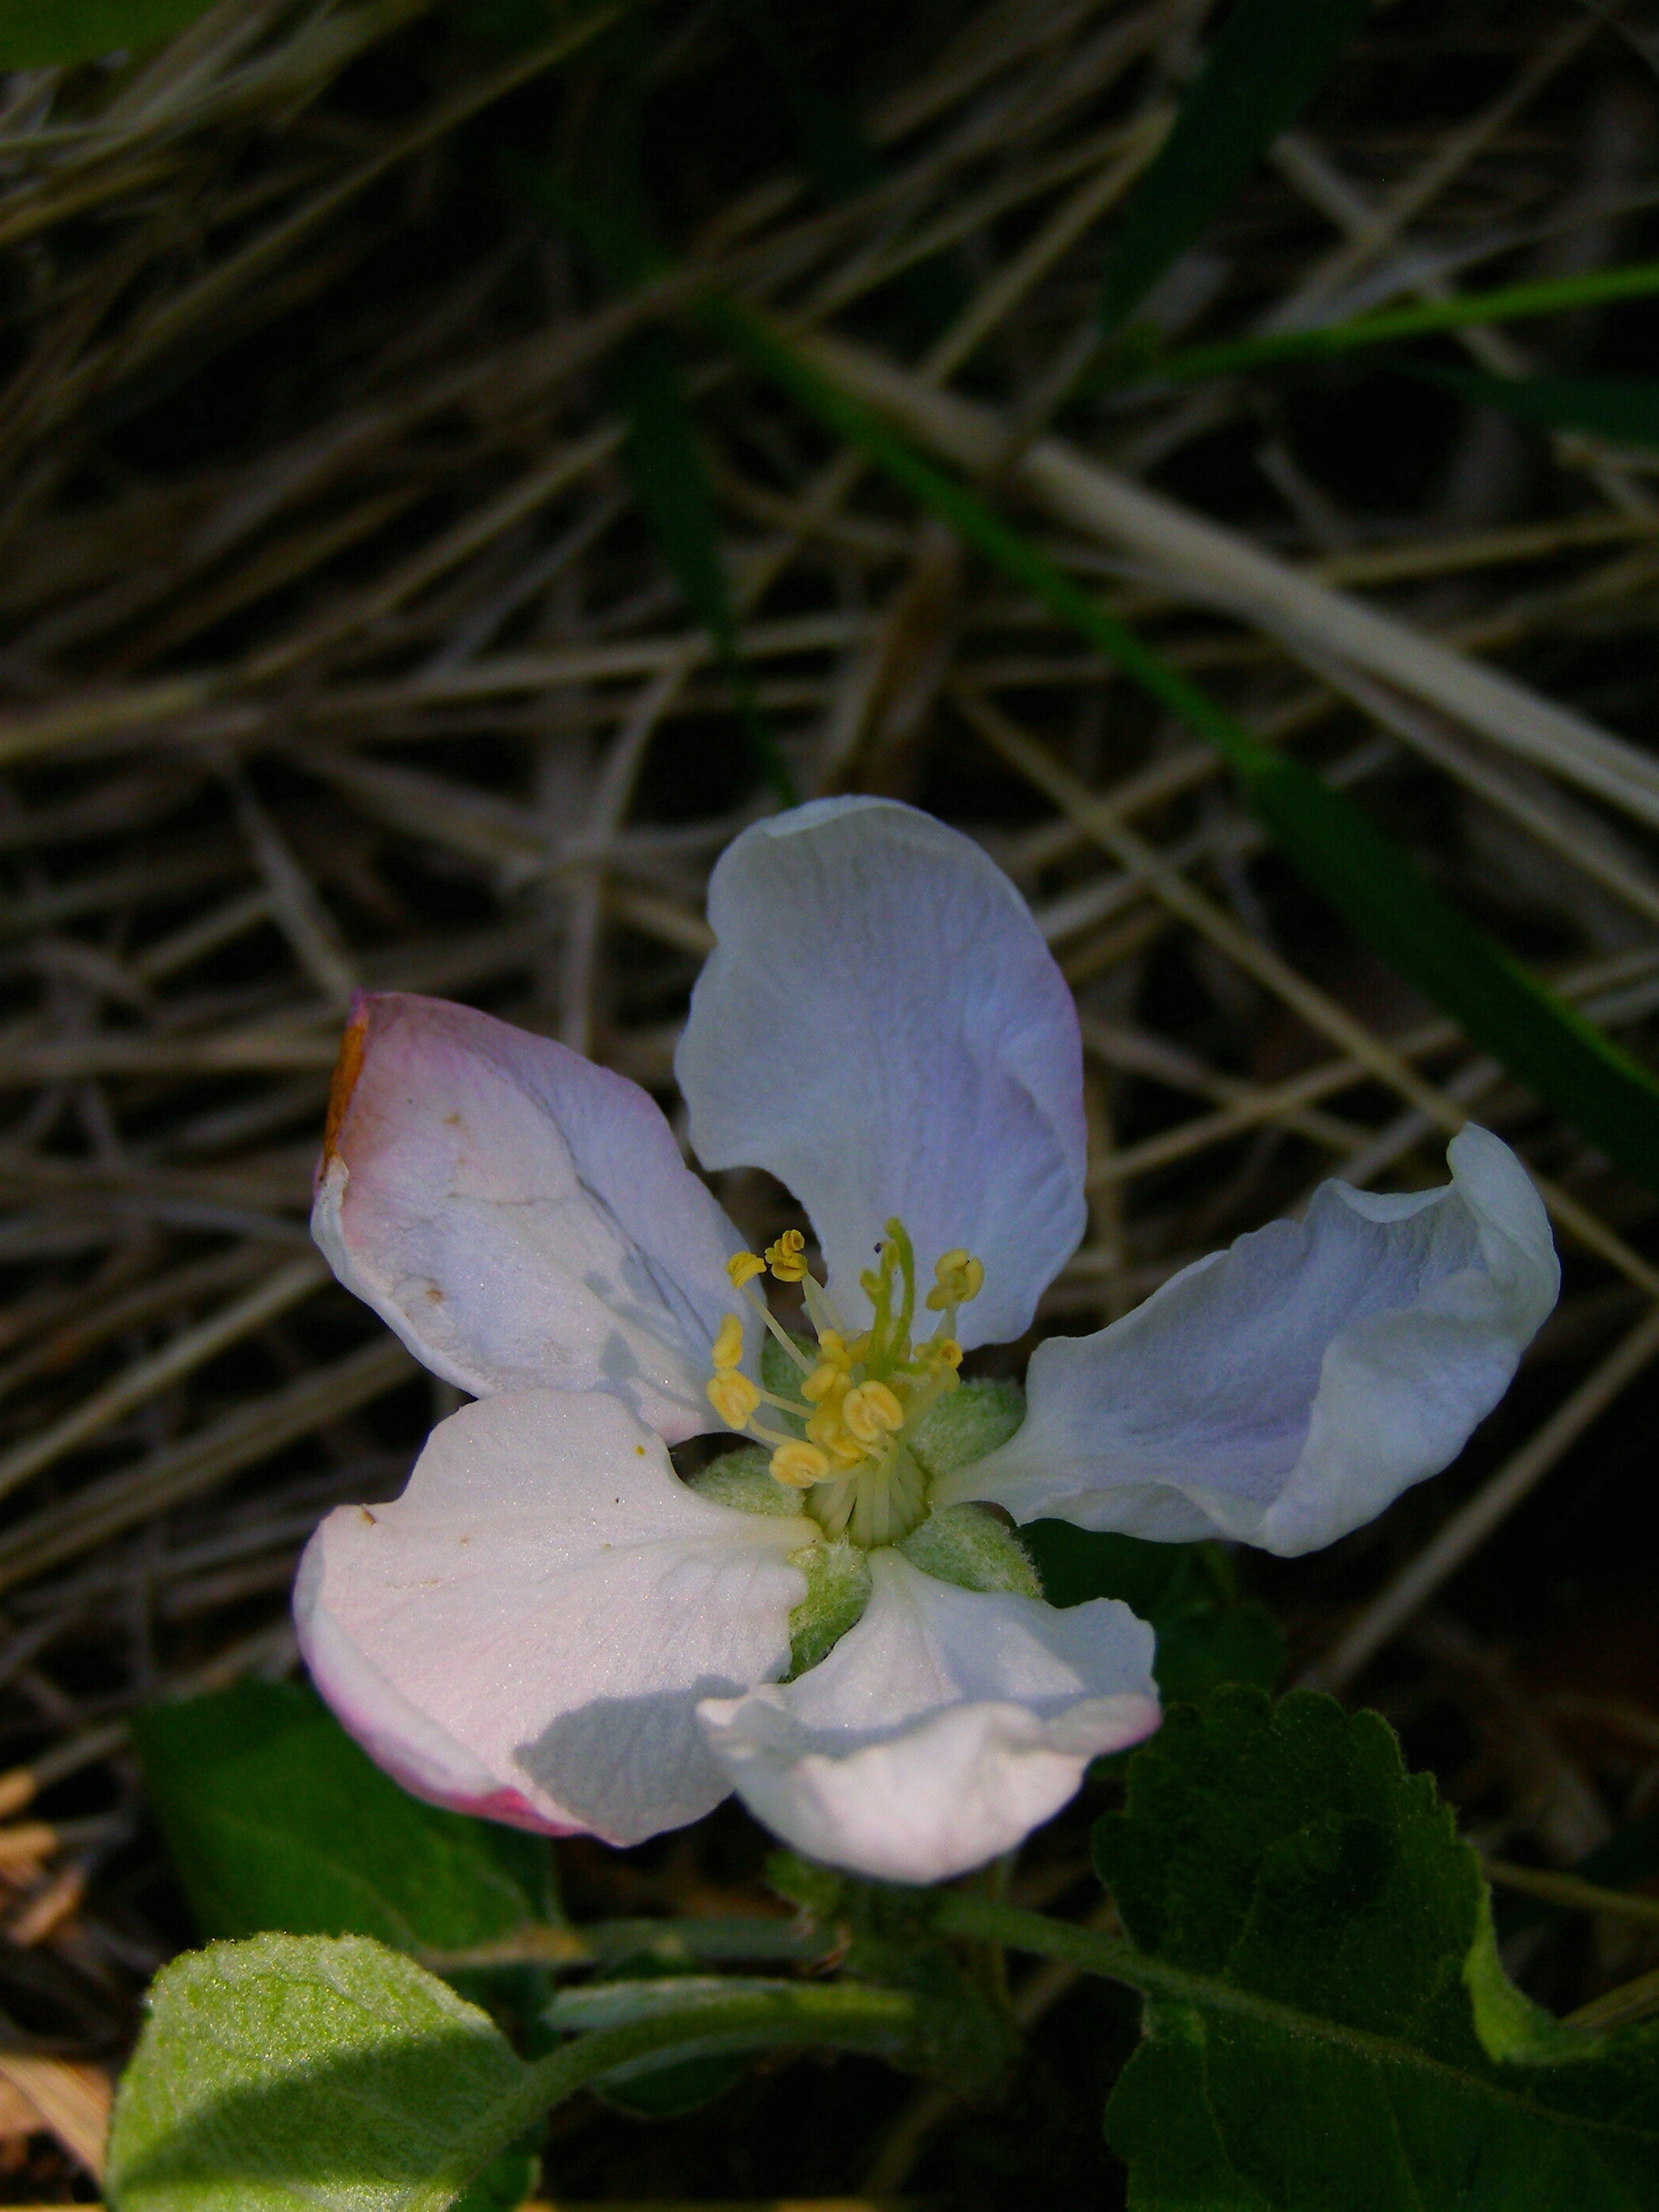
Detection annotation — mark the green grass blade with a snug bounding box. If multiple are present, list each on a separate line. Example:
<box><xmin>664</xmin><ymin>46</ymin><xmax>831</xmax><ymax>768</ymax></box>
<box><xmin>610</xmin><ymin>328</ymin><xmax>797</xmax><ymax>805</ymax></box>
<box><xmin>736</xmin><ymin>0</ymin><xmax>965</xmax><ymax>340</ymax></box>
<box><xmin>1415</xmin><ymin>365</ymin><xmax>1659</xmax><ymax>450</ymax></box>
<box><xmin>1097</xmin><ymin>0</ymin><xmax>1368</xmax><ymax>335</ymax></box>
<box><xmin>504</xmin><ymin>156</ymin><xmax>799</xmax><ymax>808</ymax></box>
<box><xmin>1098</xmin><ymin>260</ymin><xmax>1659</xmax><ymax>388</ymax></box>
<box><xmin>708</xmin><ymin>298</ymin><xmax>1659</xmax><ymax>1187</ymax></box>
<box><xmin>735</xmin><ymin>0</ymin><xmax>883</xmax><ymax>202</ymax></box>
<box><xmin>0</xmin><ymin>0</ymin><xmax>214</xmax><ymax>64</ymax></box>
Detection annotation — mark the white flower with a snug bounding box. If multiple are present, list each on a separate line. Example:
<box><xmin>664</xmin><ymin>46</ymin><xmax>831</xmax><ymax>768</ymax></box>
<box><xmin>296</xmin><ymin>798</ymin><xmax>1558</xmax><ymax>1884</ymax></box>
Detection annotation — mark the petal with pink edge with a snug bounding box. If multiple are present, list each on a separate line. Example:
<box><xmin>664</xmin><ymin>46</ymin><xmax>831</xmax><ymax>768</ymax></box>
<box><xmin>296</xmin><ymin>1390</ymin><xmax>814</xmax><ymax>1845</ymax></box>
<box><xmin>676</xmin><ymin>800</ymin><xmax>1086</xmax><ymax>1351</ymax></box>
<box><xmin>949</xmin><ymin>1126</ymin><xmax>1558</xmax><ymax>1556</ymax></box>
<box><xmin>313</xmin><ymin>992</ymin><xmax>752</xmax><ymax>1441</ymax></box>
<box><xmin>698</xmin><ymin>1551</ymin><xmax>1158</xmax><ymax>1883</ymax></box>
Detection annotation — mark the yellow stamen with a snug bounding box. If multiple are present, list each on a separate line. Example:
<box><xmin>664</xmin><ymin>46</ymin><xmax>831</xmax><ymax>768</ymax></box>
<box><xmin>918</xmin><ymin>1336</ymin><xmax>962</xmax><ymax>1375</ymax></box>
<box><xmin>705</xmin><ymin>1216</ymin><xmax>992</xmax><ymax>1545</ymax></box>
<box><xmin>706</xmin><ymin>1372</ymin><xmax>760</xmax><ymax>1430</ymax></box>
<box><xmin>841</xmin><ymin>1379</ymin><xmax>905</xmax><ymax>1444</ymax></box>
<box><xmin>771</xmin><ymin>1441</ymin><xmax>830</xmax><ymax>1489</ymax></box>
<box><xmin>925</xmin><ymin>1249</ymin><xmax>984</xmax><ymax>1310</ymax></box>
<box><xmin>766</xmin><ymin>1229</ymin><xmax>808</xmax><ymax>1282</ymax></box>
<box><xmin>805</xmin><ymin>1401</ymin><xmax>855</xmax><ymax>1453</ymax></box>
<box><xmin>802</xmin><ymin>1361</ymin><xmax>849</xmax><ymax>1404</ymax></box>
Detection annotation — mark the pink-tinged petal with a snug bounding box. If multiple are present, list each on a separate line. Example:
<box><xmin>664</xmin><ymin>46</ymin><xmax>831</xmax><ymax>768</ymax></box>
<box><xmin>950</xmin><ymin>1126</ymin><xmax>1558</xmax><ymax>1557</ymax></box>
<box><xmin>313</xmin><ymin>992</ymin><xmax>753</xmax><ymax>1441</ymax></box>
<box><xmin>698</xmin><ymin>1551</ymin><xmax>1157</xmax><ymax>1883</ymax></box>
<box><xmin>676</xmin><ymin>800</ymin><xmax>1086</xmax><ymax>1350</ymax></box>
<box><xmin>295</xmin><ymin>1390</ymin><xmax>814</xmax><ymax>1846</ymax></box>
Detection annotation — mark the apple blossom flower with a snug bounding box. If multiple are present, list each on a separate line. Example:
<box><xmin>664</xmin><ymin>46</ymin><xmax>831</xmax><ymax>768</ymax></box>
<box><xmin>295</xmin><ymin>797</ymin><xmax>1558</xmax><ymax>1884</ymax></box>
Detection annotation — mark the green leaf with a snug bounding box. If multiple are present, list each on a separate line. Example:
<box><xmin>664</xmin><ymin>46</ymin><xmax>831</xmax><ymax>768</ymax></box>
<box><xmin>0</xmin><ymin>0</ymin><xmax>214</xmax><ymax>64</ymax></box>
<box><xmin>1022</xmin><ymin>1525</ymin><xmax>1283</xmax><ymax>1700</ymax></box>
<box><xmin>104</xmin><ymin>1933</ymin><xmax>536</xmax><ymax>2212</ymax></box>
<box><xmin>108</xmin><ymin>1930</ymin><xmax>932</xmax><ymax>2212</ymax></box>
<box><xmin>133</xmin><ymin>1681</ymin><xmax>553</xmax><ymax>1950</ymax></box>
<box><xmin>1095</xmin><ymin>1688</ymin><xmax>1659</xmax><ymax>2208</ymax></box>
<box><xmin>1098</xmin><ymin>0</ymin><xmax>1368</xmax><ymax>333</ymax></box>
<box><xmin>1417</xmin><ymin>367</ymin><xmax>1659</xmax><ymax>452</ymax></box>
<box><xmin>710</xmin><ymin>301</ymin><xmax>1659</xmax><ymax>1189</ymax></box>
<box><xmin>108</xmin><ymin>1934</ymin><xmax>930</xmax><ymax>2212</ymax></box>
<box><xmin>451</xmin><ymin>2136</ymin><xmax>539</xmax><ymax>2212</ymax></box>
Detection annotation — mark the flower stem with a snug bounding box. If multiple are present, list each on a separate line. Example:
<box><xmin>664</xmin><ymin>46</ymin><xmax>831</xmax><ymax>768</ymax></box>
<box><xmin>485</xmin><ymin>1983</ymin><xmax>921</xmax><ymax>2169</ymax></box>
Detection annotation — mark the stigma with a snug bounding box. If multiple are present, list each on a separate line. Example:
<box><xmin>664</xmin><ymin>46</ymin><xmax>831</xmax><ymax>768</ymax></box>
<box><xmin>705</xmin><ymin>1218</ymin><xmax>977</xmax><ymax>1547</ymax></box>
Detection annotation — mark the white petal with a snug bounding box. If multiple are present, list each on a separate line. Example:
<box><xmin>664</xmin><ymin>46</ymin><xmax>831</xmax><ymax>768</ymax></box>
<box><xmin>951</xmin><ymin>1126</ymin><xmax>1558</xmax><ymax>1557</ymax></box>
<box><xmin>698</xmin><ymin>1551</ymin><xmax>1158</xmax><ymax>1882</ymax></box>
<box><xmin>313</xmin><ymin>992</ymin><xmax>752</xmax><ymax>1441</ymax></box>
<box><xmin>676</xmin><ymin>800</ymin><xmax>1086</xmax><ymax>1349</ymax></box>
<box><xmin>295</xmin><ymin>1390</ymin><xmax>813</xmax><ymax>1844</ymax></box>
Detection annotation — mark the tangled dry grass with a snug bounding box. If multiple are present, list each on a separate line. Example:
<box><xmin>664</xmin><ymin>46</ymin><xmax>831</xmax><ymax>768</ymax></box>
<box><xmin>0</xmin><ymin>0</ymin><xmax>1657</xmax><ymax>2199</ymax></box>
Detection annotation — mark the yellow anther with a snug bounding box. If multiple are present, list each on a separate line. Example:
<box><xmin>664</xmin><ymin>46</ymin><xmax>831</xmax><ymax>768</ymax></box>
<box><xmin>711</xmin><ymin>1313</ymin><xmax>745</xmax><ymax>1371</ymax></box>
<box><xmin>817</xmin><ymin>1330</ymin><xmax>852</xmax><ymax>1369</ymax></box>
<box><xmin>802</xmin><ymin>1361</ymin><xmax>850</xmax><ymax>1404</ymax></box>
<box><xmin>727</xmin><ymin>1251</ymin><xmax>766</xmax><ymax>1289</ymax></box>
<box><xmin>706</xmin><ymin>1371</ymin><xmax>760</xmax><ymax>1430</ymax></box>
<box><xmin>809</xmin><ymin>1406</ymin><xmax>858</xmax><ymax>1459</ymax></box>
<box><xmin>841</xmin><ymin>1380</ymin><xmax>905</xmax><ymax>1444</ymax></box>
<box><xmin>919</xmin><ymin>1336</ymin><xmax>963</xmax><ymax>1374</ymax></box>
<box><xmin>766</xmin><ymin>1229</ymin><xmax>808</xmax><ymax>1283</ymax></box>
<box><xmin>925</xmin><ymin>1250</ymin><xmax>985</xmax><ymax>1310</ymax></box>
<box><xmin>771</xmin><ymin>1440</ymin><xmax>830</xmax><ymax>1489</ymax></box>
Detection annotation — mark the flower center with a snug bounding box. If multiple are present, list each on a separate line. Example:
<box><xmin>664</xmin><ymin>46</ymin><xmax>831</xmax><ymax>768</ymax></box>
<box><xmin>705</xmin><ymin>1218</ymin><xmax>983</xmax><ymax>1549</ymax></box>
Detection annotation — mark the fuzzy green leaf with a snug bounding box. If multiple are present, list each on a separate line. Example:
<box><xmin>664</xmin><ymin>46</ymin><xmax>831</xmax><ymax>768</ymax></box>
<box><xmin>104</xmin><ymin>1934</ymin><xmax>535</xmax><ymax>2212</ymax></box>
<box><xmin>1096</xmin><ymin>1688</ymin><xmax>1659</xmax><ymax>2208</ymax></box>
<box><xmin>108</xmin><ymin>1933</ymin><xmax>931</xmax><ymax>2212</ymax></box>
<box><xmin>1099</xmin><ymin>0</ymin><xmax>1368</xmax><ymax>332</ymax></box>
<box><xmin>133</xmin><ymin>1681</ymin><xmax>553</xmax><ymax>1950</ymax></box>
<box><xmin>0</xmin><ymin>0</ymin><xmax>214</xmax><ymax>64</ymax></box>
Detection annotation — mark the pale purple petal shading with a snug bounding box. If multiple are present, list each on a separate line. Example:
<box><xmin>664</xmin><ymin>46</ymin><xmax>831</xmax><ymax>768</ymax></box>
<box><xmin>676</xmin><ymin>800</ymin><xmax>1087</xmax><ymax>1350</ymax></box>
<box><xmin>698</xmin><ymin>1551</ymin><xmax>1159</xmax><ymax>1882</ymax></box>
<box><xmin>313</xmin><ymin>992</ymin><xmax>753</xmax><ymax>1441</ymax></box>
<box><xmin>949</xmin><ymin>1126</ymin><xmax>1558</xmax><ymax>1556</ymax></box>
<box><xmin>296</xmin><ymin>1390</ymin><xmax>813</xmax><ymax>1844</ymax></box>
